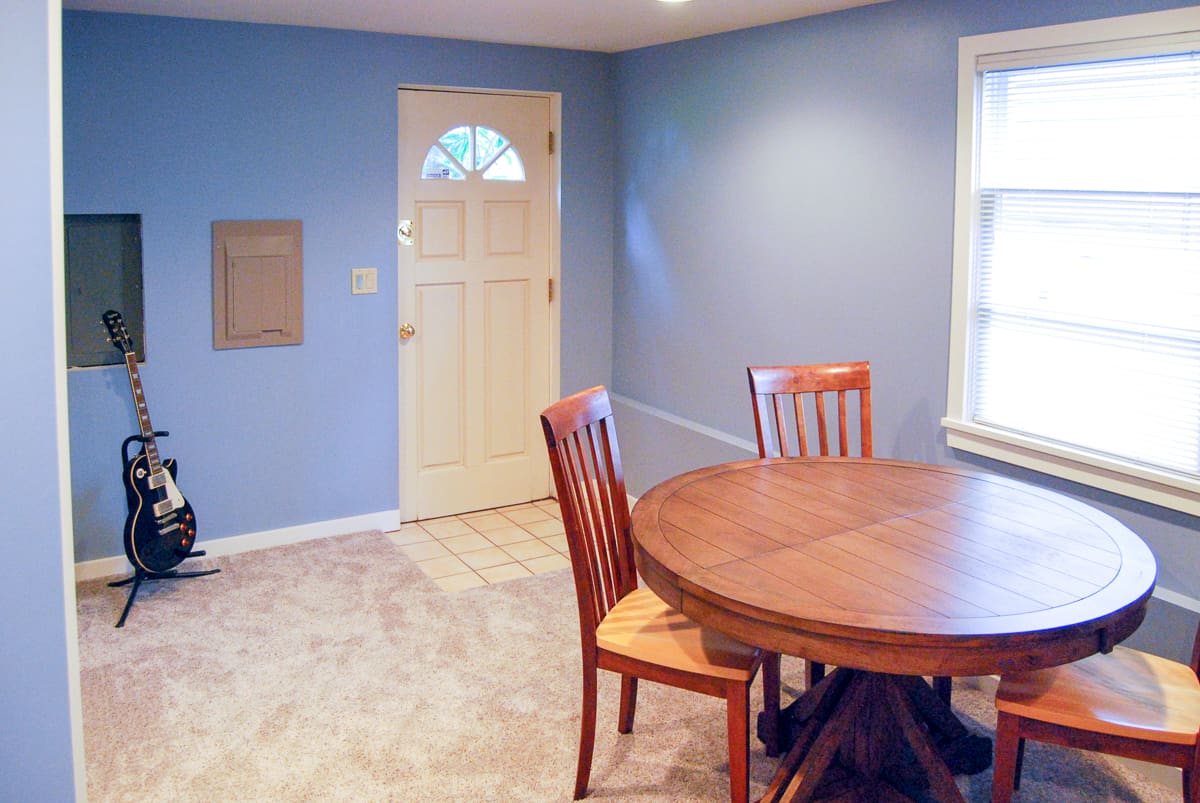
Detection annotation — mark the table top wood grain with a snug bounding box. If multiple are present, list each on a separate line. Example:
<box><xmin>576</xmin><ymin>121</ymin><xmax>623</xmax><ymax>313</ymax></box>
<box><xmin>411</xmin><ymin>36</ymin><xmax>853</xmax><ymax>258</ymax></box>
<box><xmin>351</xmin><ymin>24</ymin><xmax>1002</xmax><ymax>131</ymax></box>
<box><xmin>631</xmin><ymin>458</ymin><xmax>1157</xmax><ymax>677</ymax></box>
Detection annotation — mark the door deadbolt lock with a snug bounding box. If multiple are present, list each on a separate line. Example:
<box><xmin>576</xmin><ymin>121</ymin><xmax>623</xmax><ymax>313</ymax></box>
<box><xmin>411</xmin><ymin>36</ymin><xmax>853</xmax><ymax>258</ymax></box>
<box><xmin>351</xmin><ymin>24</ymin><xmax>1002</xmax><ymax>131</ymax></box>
<box><xmin>397</xmin><ymin>220</ymin><xmax>414</xmax><ymax>246</ymax></box>
<box><xmin>399</xmin><ymin>323</ymin><xmax>416</xmax><ymax>340</ymax></box>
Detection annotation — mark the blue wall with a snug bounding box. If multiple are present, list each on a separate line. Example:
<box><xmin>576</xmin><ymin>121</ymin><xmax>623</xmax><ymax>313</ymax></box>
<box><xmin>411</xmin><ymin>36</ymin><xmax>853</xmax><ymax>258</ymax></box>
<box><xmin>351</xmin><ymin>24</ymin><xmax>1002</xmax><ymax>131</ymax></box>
<box><xmin>63</xmin><ymin>12</ymin><xmax>614</xmax><ymax>562</ymax></box>
<box><xmin>16</xmin><ymin>0</ymin><xmax>1198</xmax><ymax>796</ymax></box>
<box><xmin>1</xmin><ymin>1</ymin><xmax>80</xmax><ymax>799</ymax></box>
<box><xmin>611</xmin><ymin>0</ymin><xmax>1200</xmax><ymax>614</ymax></box>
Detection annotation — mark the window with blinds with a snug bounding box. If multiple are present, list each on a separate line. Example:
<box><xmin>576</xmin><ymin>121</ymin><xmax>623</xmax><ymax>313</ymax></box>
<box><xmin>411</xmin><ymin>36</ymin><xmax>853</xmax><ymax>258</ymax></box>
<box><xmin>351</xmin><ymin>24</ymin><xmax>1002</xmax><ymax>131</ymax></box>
<box><xmin>944</xmin><ymin>8</ymin><xmax>1200</xmax><ymax>515</ymax></box>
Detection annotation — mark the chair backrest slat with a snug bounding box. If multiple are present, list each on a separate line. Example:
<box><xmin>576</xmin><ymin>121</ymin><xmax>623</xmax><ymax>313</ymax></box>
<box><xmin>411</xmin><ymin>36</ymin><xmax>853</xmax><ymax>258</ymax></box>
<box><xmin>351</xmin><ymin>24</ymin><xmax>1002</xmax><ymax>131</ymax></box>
<box><xmin>541</xmin><ymin>387</ymin><xmax>636</xmax><ymax>644</ymax></box>
<box><xmin>836</xmin><ymin>390</ymin><xmax>849</xmax><ymax>456</ymax></box>
<box><xmin>562</xmin><ymin>427</ymin><xmax>611</xmax><ymax>621</ymax></box>
<box><xmin>815</xmin><ymin>392</ymin><xmax>830</xmax><ymax>456</ymax></box>
<box><xmin>747</xmin><ymin>362</ymin><xmax>873</xmax><ymax>459</ymax></box>
<box><xmin>774</xmin><ymin>396</ymin><xmax>792</xmax><ymax>457</ymax></box>
<box><xmin>584</xmin><ymin>419</ymin><xmax>627</xmax><ymax>611</ymax></box>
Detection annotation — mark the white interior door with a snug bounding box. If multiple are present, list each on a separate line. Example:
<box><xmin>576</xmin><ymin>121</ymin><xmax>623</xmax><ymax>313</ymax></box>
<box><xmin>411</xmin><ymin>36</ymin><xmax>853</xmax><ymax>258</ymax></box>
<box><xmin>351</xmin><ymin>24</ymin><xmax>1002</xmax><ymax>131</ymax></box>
<box><xmin>398</xmin><ymin>88</ymin><xmax>555</xmax><ymax>520</ymax></box>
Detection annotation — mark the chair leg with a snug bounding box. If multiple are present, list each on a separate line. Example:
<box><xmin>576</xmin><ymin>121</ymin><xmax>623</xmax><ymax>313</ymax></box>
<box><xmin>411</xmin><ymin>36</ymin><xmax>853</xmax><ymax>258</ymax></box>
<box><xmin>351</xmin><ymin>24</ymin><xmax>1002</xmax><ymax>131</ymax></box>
<box><xmin>806</xmin><ymin>659</ymin><xmax>825</xmax><ymax>689</ymax></box>
<box><xmin>1185</xmin><ymin>742</ymin><xmax>1198</xmax><ymax>803</ymax></box>
<box><xmin>1014</xmin><ymin>736</ymin><xmax>1026</xmax><ymax>789</ymax></box>
<box><xmin>991</xmin><ymin>712</ymin><xmax>1020</xmax><ymax>803</ymax></box>
<box><xmin>761</xmin><ymin>652</ymin><xmax>782</xmax><ymax>757</ymax></box>
<box><xmin>933</xmin><ymin>675</ymin><xmax>952</xmax><ymax>705</ymax></box>
<box><xmin>726</xmin><ymin>681</ymin><xmax>751</xmax><ymax>803</ymax></box>
<box><xmin>575</xmin><ymin>664</ymin><xmax>598</xmax><ymax>800</ymax></box>
<box><xmin>617</xmin><ymin>674</ymin><xmax>638</xmax><ymax>734</ymax></box>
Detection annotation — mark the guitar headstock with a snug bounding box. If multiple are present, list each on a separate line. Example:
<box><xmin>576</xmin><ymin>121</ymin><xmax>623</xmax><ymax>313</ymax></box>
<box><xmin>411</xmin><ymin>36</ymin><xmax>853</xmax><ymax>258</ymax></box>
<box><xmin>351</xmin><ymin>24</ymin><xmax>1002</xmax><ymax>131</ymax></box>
<box><xmin>102</xmin><ymin>310</ymin><xmax>135</xmax><ymax>356</ymax></box>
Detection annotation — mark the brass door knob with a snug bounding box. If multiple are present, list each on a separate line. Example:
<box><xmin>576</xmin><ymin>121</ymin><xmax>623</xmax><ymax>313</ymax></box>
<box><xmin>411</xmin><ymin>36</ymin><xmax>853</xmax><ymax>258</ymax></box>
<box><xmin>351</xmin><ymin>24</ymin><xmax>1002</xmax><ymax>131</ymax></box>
<box><xmin>399</xmin><ymin>323</ymin><xmax>416</xmax><ymax>340</ymax></box>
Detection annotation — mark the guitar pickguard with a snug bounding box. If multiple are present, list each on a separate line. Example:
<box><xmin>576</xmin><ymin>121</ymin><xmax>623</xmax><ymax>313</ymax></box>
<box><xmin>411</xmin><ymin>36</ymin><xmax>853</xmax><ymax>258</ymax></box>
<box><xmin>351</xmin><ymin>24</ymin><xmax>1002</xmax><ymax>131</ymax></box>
<box><xmin>150</xmin><ymin>468</ymin><xmax>186</xmax><ymax>517</ymax></box>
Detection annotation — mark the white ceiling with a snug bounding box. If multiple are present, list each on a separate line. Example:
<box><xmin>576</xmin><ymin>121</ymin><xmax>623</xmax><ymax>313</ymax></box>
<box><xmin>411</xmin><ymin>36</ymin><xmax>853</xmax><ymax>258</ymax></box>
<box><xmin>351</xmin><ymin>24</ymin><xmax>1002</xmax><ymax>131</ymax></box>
<box><xmin>61</xmin><ymin>0</ymin><xmax>894</xmax><ymax>53</ymax></box>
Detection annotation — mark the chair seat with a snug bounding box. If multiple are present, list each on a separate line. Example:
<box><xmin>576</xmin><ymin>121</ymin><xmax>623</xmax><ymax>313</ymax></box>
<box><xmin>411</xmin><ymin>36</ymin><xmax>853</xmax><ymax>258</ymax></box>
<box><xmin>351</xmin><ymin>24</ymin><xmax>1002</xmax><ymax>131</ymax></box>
<box><xmin>996</xmin><ymin>644</ymin><xmax>1200</xmax><ymax>745</ymax></box>
<box><xmin>596</xmin><ymin>588</ymin><xmax>761</xmax><ymax>681</ymax></box>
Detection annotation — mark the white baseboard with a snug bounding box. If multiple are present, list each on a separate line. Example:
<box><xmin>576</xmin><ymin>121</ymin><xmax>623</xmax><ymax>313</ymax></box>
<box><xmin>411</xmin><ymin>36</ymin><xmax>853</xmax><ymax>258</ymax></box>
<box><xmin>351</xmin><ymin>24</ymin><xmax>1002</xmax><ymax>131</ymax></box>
<box><xmin>74</xmin><ymin>509</ymin><xmax>402</xmax><ymax>582</ymax></box>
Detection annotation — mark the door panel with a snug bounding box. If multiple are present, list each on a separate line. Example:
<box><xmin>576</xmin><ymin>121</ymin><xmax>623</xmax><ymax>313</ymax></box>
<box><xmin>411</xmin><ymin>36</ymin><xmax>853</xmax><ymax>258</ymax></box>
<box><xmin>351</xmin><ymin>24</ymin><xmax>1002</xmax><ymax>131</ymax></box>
<box><xmin>398</xmin><ymin>88</ymin><xmax>554</xmax><ymax>519</ymax></box>
<box><xmin>416</xmin><ymin>202</ymin><xmax>465</xmax><ymax>260</ymax></box>
<box><xmin>417</xmin><ymin>283</ymin><xmax>465</xmax><ymax>470</ymax></box>
<box><xmin>485</xmin><ymin>280</ymin><xmax>529</xmax><ymax>459</ymax></box>
<box><xmin>485</xmin><ymin>202</ymin><xmax>528</xmax><ymax>256</ymax></box>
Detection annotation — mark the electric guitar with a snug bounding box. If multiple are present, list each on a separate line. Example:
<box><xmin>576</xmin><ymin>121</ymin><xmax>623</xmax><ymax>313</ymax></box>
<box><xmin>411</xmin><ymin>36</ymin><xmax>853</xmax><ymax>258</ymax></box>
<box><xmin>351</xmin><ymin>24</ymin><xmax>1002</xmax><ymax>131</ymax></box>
<box><xmin>103</xmin><ymin>310</ymin><xmax>197</xmax><ymax>574</ymax></box>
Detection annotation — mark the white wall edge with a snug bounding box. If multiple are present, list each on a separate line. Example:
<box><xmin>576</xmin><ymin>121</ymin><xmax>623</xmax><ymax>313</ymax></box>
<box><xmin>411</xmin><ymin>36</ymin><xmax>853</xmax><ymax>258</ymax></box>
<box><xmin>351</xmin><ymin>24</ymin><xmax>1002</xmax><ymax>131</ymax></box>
<box><xmin>74</xmin><ymin>509</ymin><xmax>402</xmax><ymax>582</ymax></box>
<box><xmin>610</xmin><ymin>391</ymin><xmax>758</xmax><ymax>454</ymax></box>
<box><xmin>47</xmin><ymin>3</ymin><xmax>85</xmax><ymax>796</ymax></box>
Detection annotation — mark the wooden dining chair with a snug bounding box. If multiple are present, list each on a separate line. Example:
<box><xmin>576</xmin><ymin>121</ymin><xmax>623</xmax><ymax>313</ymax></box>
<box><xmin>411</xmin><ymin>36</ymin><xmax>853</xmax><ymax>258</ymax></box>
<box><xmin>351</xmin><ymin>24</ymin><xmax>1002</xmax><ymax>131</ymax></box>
<box><xmin>992</xmin><ymin>622</ymin><xmax>1200</xmax><ymax>802</ymax></box>
<box><xmin>540</xmin><ymin>385</ymin><xmax>781</xmax><ymax>802</ymax></box>
<box><xmin>746</xmin><ymin>362</ymin><xmax>869</xmax><ymax>695</ymax></box>
<box><xmin>746</xmin><ymin>361</ymin><xmax>873</xmax><ymax>460</ymax></box>
<box><xmin>745</xmin><ymin>362</ymin><xmax>950</xmax><ymax>704</ymax></box>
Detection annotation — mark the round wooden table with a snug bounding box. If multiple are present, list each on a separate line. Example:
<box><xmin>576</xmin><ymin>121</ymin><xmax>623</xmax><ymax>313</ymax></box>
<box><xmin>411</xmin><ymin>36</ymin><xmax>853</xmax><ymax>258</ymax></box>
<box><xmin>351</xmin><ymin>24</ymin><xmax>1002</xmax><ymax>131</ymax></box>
<box><xmin>630</xmin><ymin>458</ymin><xmax>1157</xmax><ymax>802</ymax></box>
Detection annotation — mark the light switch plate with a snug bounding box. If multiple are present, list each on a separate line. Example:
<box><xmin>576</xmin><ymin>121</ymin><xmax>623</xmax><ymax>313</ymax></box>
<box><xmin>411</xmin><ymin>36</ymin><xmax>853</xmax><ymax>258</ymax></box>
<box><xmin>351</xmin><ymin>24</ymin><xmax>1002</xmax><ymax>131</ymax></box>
<box><xmin>351</xmin><ymin>267</ymin><xmax>377</xmax><ymax>295</ymax></box>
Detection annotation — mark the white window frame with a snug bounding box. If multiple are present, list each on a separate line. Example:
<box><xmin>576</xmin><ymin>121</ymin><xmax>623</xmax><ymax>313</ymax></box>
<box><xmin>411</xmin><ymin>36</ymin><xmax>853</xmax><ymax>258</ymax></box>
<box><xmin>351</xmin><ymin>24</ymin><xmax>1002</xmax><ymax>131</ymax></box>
<box><xmin>943</xmin><ymin>6</ymin><xmax>1200</xmax><ymax>516</ymax></box>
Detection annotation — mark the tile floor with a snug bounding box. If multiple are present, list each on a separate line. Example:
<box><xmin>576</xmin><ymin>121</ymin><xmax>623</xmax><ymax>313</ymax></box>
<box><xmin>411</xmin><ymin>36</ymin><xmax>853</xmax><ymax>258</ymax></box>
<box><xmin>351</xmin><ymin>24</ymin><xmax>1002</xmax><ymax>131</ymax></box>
<box><xmin>385</xmin><ymin>498</ymin><xmax>571</xmax><ymax>591</ymax></box>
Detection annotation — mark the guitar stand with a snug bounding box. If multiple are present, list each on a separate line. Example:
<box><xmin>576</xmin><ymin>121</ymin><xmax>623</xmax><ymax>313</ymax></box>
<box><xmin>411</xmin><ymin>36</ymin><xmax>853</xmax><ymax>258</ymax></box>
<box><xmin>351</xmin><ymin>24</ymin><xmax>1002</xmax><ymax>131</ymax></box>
<box><xmin>109</xmin><ymin>431</ymin><xmax>220</xmax><ymax>628</ymax></box>
<box><xmin>108</xmin><ymin>554</ymin><xmax>220</xmax><ymax>628</ymax></box>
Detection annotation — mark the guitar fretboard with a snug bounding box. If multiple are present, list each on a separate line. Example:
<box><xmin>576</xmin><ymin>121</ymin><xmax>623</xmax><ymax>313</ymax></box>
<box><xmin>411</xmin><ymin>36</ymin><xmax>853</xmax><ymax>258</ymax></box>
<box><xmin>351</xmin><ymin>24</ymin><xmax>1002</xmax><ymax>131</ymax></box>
<box><xmin>124</xmin><ymin>351</ymin><xmax>163</xmax><ymax>474</ymax></box>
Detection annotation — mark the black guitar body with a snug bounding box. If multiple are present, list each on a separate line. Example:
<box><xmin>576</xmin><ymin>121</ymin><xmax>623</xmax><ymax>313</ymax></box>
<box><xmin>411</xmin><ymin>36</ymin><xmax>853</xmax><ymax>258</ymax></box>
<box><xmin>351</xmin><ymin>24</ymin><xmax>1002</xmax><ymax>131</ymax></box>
<box><xmin>121</xmin><ymin>447</ymin><xmax>196</xmax><ymax>574</ymax></box>
<box><xmin>103</xmin><ymin>309</ymin><xmax>214</xmax><ymax>626</ymax></box>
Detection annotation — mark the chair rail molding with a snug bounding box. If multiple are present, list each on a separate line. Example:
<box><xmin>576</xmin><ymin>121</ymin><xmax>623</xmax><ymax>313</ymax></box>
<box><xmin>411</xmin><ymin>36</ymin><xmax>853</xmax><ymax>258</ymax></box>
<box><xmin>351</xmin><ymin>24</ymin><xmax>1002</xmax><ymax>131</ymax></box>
<box><xmin>613</xmin><ymin>393</ymin><xmax>1200</xmax><ymax>617</ymax></box>
<box><xmin>609</xmin><ymin>392</ymin><xmax>758</xmax><ymax>454</ymax></box>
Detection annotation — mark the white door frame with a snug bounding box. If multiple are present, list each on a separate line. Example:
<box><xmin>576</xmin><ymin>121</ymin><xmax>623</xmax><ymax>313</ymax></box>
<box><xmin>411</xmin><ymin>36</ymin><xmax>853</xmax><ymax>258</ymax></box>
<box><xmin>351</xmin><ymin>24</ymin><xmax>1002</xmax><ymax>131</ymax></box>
<box><xmin>397</xmin><ymin>84</ymin><xmax>561</xmax><ymax>522</ymax></box>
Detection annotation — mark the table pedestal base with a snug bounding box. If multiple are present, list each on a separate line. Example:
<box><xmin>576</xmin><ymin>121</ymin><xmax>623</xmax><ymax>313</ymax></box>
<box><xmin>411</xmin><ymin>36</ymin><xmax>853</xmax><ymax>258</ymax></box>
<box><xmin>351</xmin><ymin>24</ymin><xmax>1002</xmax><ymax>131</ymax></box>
<box><xmin>759</xmin><ymin>669</ymin><xmax>991</xmax><ymax>802</ymax></box>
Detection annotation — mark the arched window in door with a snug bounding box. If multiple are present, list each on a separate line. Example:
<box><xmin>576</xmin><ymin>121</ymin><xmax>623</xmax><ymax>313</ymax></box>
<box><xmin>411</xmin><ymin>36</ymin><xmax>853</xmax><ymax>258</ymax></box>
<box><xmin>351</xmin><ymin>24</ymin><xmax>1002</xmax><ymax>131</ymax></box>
<box><xmin>421</xmin><ymin>125</ymin><xmax>525</xmax><ymax>182</ymax></box>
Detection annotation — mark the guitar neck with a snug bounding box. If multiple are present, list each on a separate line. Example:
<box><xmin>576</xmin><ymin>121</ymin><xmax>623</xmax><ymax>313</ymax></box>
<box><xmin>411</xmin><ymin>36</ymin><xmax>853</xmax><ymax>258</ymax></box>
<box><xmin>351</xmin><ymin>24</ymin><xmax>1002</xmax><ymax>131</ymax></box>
<box><xmin>123</xmin><ymin>351</ymin><xmax>163</xmax><ymax>473</ymax></box>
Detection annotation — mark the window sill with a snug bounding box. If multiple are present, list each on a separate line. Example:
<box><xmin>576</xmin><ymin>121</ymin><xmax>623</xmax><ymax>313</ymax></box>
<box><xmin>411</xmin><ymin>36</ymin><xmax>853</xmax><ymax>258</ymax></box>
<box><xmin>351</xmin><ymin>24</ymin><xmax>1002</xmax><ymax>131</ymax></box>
<box><xmin>940</xmin><ymin>418</ymin><xmax>1200</xmax><ymax>516</ymax></box>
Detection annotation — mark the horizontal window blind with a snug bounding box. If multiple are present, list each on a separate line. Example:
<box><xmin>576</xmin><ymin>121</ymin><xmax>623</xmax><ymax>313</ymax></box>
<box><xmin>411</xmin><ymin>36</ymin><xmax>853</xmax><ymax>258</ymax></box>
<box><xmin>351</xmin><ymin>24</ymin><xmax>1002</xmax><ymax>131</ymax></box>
<box><xmin>972</xmin><ymin>51</ymin><xmax>1200</xmax><ymax>480</ymax></box>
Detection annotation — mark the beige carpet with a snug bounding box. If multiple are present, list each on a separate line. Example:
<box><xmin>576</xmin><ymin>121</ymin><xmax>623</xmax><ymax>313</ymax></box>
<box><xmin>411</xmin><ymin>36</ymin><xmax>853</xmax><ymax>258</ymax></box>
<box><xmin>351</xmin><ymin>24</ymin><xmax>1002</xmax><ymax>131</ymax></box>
<box><xmin>77</xmin><ymin>530</ymin><xmax>1179</xmax><ymax>802</ymax></box>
